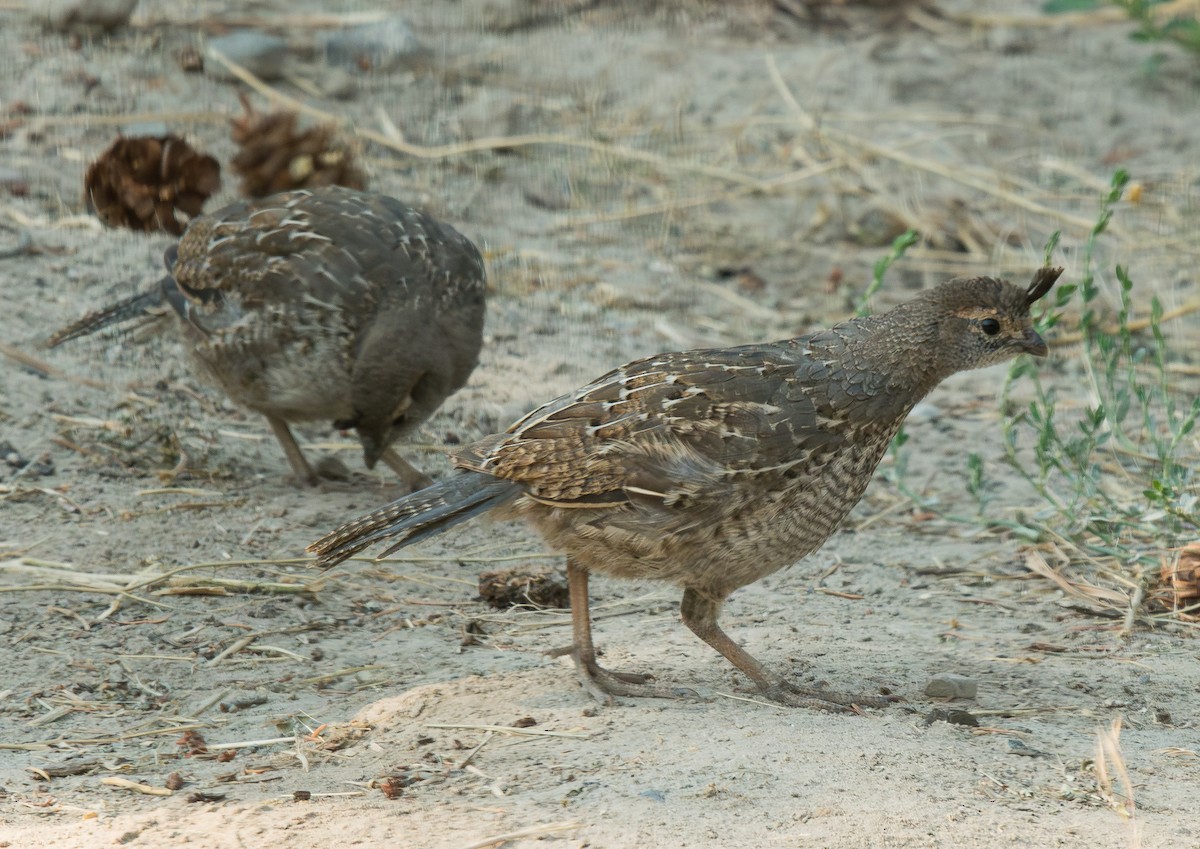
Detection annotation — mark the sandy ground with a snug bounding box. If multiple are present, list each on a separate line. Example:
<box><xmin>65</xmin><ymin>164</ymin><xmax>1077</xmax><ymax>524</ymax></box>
<box><xmin>2</xmin><ymin>1</ymin><xmax>1199</xmax><ymax>847</ymax></box>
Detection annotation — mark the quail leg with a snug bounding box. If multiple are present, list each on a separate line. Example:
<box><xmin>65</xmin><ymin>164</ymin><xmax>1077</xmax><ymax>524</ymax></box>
<box><xmin>680</xmin><ymin>587</ymin><xmax>896</xmax><ymax>713</ymax></box>
<box><xmin>265</xmin><ymin>415</ymin><xmax>319</xmax><ymax>486</ymax></box>
<box><xmin>557</xmin><ymin>560</ymin><xmax>699</xmax><ymax>704</ymax></box>
<box><xmin>379</xmin><ymin>448</ymin><xmax>434</xmax><ymax>492</ymax></box>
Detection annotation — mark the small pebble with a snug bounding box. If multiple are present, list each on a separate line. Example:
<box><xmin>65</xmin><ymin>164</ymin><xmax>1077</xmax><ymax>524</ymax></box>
<box><xmin>1007</xmin><ymin>738</ymin><xmax>1047</xmax><ymax>758</ymax></box>
<box><xmin>207</xmin><ymin>30</ymin><xmax>289</xmax><ymax>82</ymax></box>
<box><xmin>924</xmin><ymin>672</ymin><xmax>979</xmax><ymax>700</ymax></box>
<box><xmin>321</xmin><ymin>16</ymin><xmax>426</xmax><ymax>72</ymax></box>
<box><xmin>921</xmin><ymin>708</ymin><xmax>979</xmax><ymax>728</ymax></box>
<box><xmin>38</xmin><ymin>0</ymin><xmax>138</xmax><ymax>32</ymax></box>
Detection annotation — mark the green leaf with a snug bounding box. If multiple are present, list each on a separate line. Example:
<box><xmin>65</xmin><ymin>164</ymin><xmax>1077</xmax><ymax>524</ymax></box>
<box><xmin>1043</xmin><ymin>0</ymin><xmax>1099</xmax><ymax>12</ymax></box>
<box><xmin>1043</xmin><ymin>230</ymin><xmax>1061</xmax><ymax>264</ymax></box>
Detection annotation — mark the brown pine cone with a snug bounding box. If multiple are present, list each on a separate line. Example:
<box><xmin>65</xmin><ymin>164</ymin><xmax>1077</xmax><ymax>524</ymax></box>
<box><xmin>230</xmin><ymin>95</ymin><xmax>366</xmax><ymax>198</ymax></box>
<box><xmin>310</xmin><ymin>267</ymin><xmax>1063</xmax><ymax>712</ymax></box>
<box><xmin>84</xmin><ymin>135</ymin><xmax>221</xmax><ymax>235</ymax></box>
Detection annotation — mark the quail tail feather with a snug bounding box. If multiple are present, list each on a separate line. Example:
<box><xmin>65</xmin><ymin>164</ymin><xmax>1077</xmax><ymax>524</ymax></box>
<box><xmin>308</xmin><ymin>473</ymin><xmax>519</xmax><ymax>568</ymax></box>
<box><xmin>48</xmin><ymin>285</ymin><xmax>166</xmax><ymax>347</ymax></box>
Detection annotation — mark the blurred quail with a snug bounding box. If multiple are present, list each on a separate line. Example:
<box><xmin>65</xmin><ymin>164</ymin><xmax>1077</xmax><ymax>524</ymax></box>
<box><xmin>50</xmin><ymin>186</ymin><xmax>487</xmax><ymax>487</ymax></box>
<box><xmin>310</xmin><ymin>267</ymin><xmax>1062</xmax><ymax>710</ymax></box>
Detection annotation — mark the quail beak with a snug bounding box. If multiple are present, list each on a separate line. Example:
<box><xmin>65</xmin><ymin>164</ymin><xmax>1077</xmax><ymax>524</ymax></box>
<box><xmin>1020</xmin><ymin>327</ymin><xmax>1048</xmax><ymax>358</ymax></box>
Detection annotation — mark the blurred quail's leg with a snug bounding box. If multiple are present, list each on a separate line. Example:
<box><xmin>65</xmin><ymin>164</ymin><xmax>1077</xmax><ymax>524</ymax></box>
<box><xmin>379</xmin><ymin>448</ymin><xmax>434</xmax><ymax>492</ymax></box>
<box><xmin>680</xmin><ymin>587</ymin><xmax>894</xmax><ymax>712</ymax></box>
<box><xmin>559</xmin><ymin>560</ymin><xmax>699</xmax><ymax>704</ymax></box>
<box><xmin>266</xmin><ymin>416</ymin><xmax>319</xmax><ymax>486</ymax></box>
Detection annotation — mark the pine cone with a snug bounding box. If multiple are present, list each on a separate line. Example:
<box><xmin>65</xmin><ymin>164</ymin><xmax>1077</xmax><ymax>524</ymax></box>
<box><xmin>1157</xmin><ymin>542</ymin><xmax>1200</xmax><ymax>619</ymax></box>
<box><xmin>230</xmin><ymin>95</ymin><xmax>366</xmax><ymax>198</ymax></box>
<box><xmin>84</xmin><ymin>135</ymin><xmax>221</xmax><ymax>235</ymax></box>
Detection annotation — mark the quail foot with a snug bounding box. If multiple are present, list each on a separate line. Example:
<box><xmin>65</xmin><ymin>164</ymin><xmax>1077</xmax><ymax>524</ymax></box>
<box><xmin>50</xmin><ymin>186</ymin><xmax>487</xmax><ymax>488</ymax></box>
<box><xmin>310</xmin><ymin>267</ymin><xmax>1061</xmax><ymax>710</ymax></box>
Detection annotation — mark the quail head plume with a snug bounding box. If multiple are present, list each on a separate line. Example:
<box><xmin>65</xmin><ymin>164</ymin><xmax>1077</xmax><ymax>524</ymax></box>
<box><xmin>50</xmin><ymin>186</ymin><xmax>487</xmax><ymax>488</ymax></box>
<box><xmin>310</xmin><ymin>267</ymin><xmax>1062</xmax><ymax>710</ymax></box>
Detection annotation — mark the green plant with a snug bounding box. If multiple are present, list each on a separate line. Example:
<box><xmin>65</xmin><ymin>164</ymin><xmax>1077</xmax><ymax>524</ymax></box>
<box><xmin>854</xmin><ymin>229</ymin><xmax>919</xmax><ymax>318</ymax></box>
<box><xmin>1043</xmin><ymin>0</ymin><xmax>1200</xmax><ymax>58</ymax></box>
<box><xmin>996</xmin><ymin>170</ymin><xmax>1199</xmax><ymax>620</ymax></box>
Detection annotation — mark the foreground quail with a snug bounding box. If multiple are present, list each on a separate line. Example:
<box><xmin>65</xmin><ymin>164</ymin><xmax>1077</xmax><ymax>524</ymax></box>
<box><xmin>310</xmin><ymin>267</ymin><xmax>1061</xmax><ymax>710</ymax></box>
<box><xmin>50</xmin><ymin>186</ymin><xmax>487</xmax><ymax>487</ymax></box>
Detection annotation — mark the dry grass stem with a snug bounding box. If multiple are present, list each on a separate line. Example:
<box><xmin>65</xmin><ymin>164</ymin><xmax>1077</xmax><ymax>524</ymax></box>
<box><xmin>296</xmin><ymin>664</ymin><xmax>391</xmax><ymax>686</ymax></box>
<box><xmin>423</xmin><ymin>723</ymin><xmax>590</xmax><ymax>740</ymax></box>
<box><xmin>0</xmin><ymin>557</ymin><xmax>318</xmax><ymax>600</ymax></box>
<box><xmin>206</xmin><ymin>736</ymin><xmax>298</xmax><ymax>751</ymax></box>
<box><xmin>1020</xmin><ymin>547</ymin><xmax>1145</xmax><ymax>618</ymax></box>
<box><xmin>207</xmin><ymin>50</ymin><xmax>767</xmax><ymax>190</ymax></box>
<box><xmin>1051</xmin><ymin>296</ymin><xmax>1200</xmax><ymax>347</ymax></box>
<box><xmin>99</xmin><ymin>777</ymin><xmax>173</xmax><ymax>796</ymax></box>
<box><xmin>456</xmin><ymin>820</ymin><xmax>581</xmax><ymax>849</ymax></box>
<box><xmin>2</xmin><ymin>723</ymin><xmax>208</xmax><ymax>751</ymax></box>
<box><xmin>1094</xmin><ymin>716</ymin><xmax>1139</xmax><ymax>836</ymax></box>
<box><xmin>764</xmin><ymin>54</ymin><xmax>1109</xmax><ymax>237</ymax></box>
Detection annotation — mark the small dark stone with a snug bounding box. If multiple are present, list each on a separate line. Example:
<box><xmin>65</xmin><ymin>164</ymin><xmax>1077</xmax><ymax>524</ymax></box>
<box><xmin>1006</xmin><ymin>738</ymin><xmax>1047</xmax><ymax>758</ymax></box>
<box><xmin>921</xmin><ymin>708</ymin><xmax>979</xmax><ymax>728</ymax></box>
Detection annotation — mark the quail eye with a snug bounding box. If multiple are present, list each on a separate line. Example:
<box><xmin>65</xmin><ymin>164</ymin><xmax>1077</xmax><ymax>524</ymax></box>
<box><xmin>980</xmin><ymin>318</ymin><xmax>1001</xmax><ymax>336</ymax></box>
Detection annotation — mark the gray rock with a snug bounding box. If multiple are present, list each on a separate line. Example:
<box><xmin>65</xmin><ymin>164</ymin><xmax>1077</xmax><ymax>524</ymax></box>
<box><xmin>37</xmin><ymin>0</ymin><xmax>138</xmax><ymax>32</ymax></box>
<box><xmin>321</xmin><ymin>16</ymin><xmax>427</xmax><ymax>72</ymax></box>
<box><xmin>207</xmin><ymin>30</ymin><xmax>289</xmax><ymax>82</ymax></box>
<box><xmin>924</xmin><ymin>673</ymin><xmax>979</xmax><ymax>700</ymax></box>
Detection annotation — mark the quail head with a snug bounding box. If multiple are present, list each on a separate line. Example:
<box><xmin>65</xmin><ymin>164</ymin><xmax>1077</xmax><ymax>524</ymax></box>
<box><xmin>310</xmin><ymin>267</ymin><xmax>1061</xmax><ymax>711</ymax></box>
<box><xmin>50</xmin><ymin>186</ymin><xmax>487</xmax><ymax>488</ymax></box>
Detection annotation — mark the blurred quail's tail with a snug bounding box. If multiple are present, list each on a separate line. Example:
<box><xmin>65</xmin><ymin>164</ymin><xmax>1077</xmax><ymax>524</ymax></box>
<box><xmin>308</xmin><ymin>473</ymin><xmax>519</xmax><ymax>569</ymax></box>
<box><xmin>47</xmin><ymin>285</ymin><xmax>167</xmax><ymax>347</ymax></box>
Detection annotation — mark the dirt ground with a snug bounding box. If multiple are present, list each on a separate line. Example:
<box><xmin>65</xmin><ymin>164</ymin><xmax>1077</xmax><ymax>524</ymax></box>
<box><xmin>2</xmin><ymin>1</ymin><xmax>1199</xmax><ymax>847</ymax></box>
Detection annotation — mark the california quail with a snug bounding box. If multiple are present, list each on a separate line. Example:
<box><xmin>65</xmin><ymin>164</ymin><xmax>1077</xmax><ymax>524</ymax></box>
<box><xmin>50</xmin><ymin>186</ymin><xmax>487</xmax><ymax>488</ymax></box>
<box><xmin>310</xmin><ymin>267</ymin><xmax>1062</xmax><ymax>711</ymax></box>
